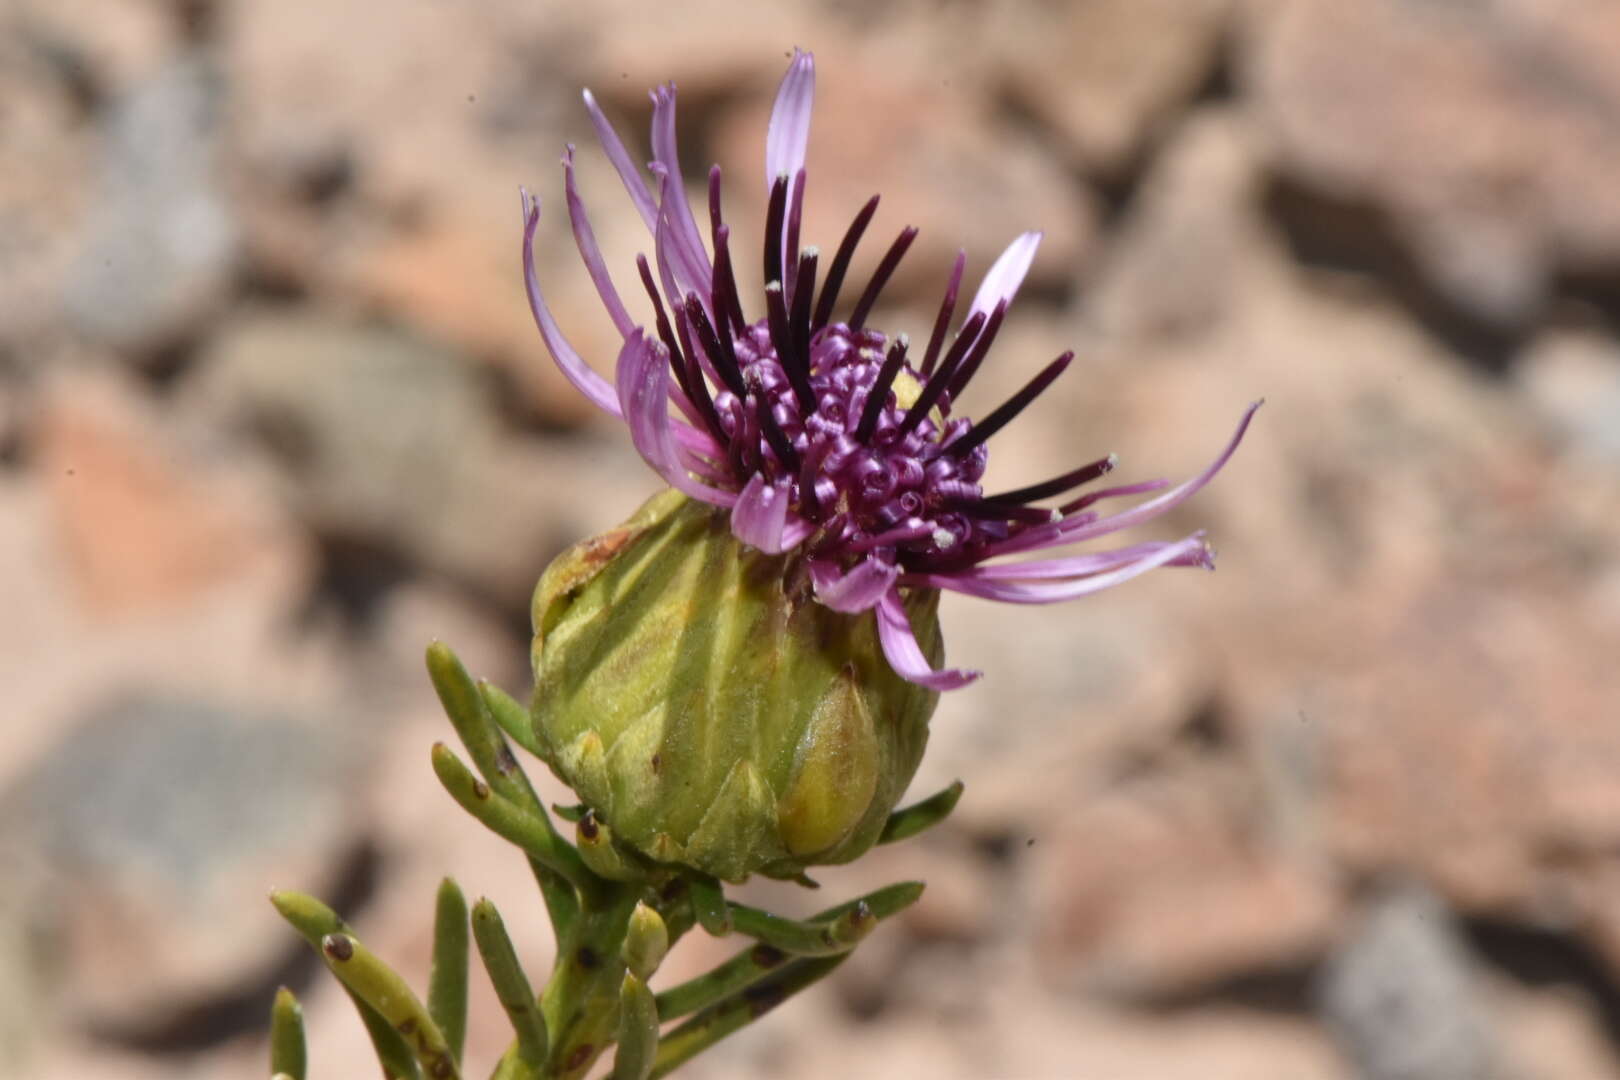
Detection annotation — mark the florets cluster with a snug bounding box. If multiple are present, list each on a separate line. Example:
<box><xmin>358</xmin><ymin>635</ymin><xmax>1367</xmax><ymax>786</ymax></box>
<box><xmin>522</xmin><ymin>49</ymin><xmax>1257</xmax><ymax>689</ymax></box>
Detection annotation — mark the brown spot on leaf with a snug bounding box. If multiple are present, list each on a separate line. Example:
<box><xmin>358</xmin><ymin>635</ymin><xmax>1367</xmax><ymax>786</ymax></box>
<box><xmin>744</xmin><ymin>981</ymin><xmax>786</xmax><ymax>1018</ymax></box>
<box><xmin>565</xmin><ymin>1043</ymin><xmax>595</xmax><ymax>1070</ymax></box>
<box><xmin>750</xmin><ymin>944</ymin><xmax>786</xmax><ymax>969</ymax></box>
<box><xmin>582</xmin><ymin>527</ymin><xmax>633</xmax><ymax>566</ymax></box>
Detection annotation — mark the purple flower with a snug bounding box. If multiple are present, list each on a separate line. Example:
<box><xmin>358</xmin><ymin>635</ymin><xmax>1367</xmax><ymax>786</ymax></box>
<box><xmin>522</xmin><ymin>50</ymin><xmax>1258</xmax><ymax>691</ymax></box>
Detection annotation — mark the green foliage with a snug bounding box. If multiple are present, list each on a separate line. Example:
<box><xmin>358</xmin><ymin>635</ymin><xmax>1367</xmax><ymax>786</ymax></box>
<box><xmin>269</xmin><ymin>987</ymin><xmax>306</xmax><ymax>1080</ymax></box>
<box><xmin>270</xmin><ymin>641</ymin><xmax>954</xmax><ymax>1078</ymax></box>
<box><xmin>429</xmin><ymin>878</ymin><xmax>470</xmax><ymax>1064</ymax></box>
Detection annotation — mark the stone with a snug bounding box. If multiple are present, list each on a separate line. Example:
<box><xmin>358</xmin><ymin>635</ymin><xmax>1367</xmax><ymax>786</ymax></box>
<box><xmin>0</xmin><ymin>691</ymin><xmax>365</xmax><ymax>1043</ymax></box>
<box><xmin>8</xmin><ymin>0</ymin><xmax>176</xmax><ymax>95</ymax></box>
<box><xmin>1244</xmin><ymin>0</ymin><xmax>1620</xmax><ymax>336</ymax></box>
<box><xmin>1030</xmin><ymin>757</ymin><xmax>1339</xmax><ymax>1000</ymax></box>
<box><xmin>1318</xmin><ymin>883</ymin><xmax>1501</xmax><ymax>1080</ymax></box>
<box><xmin>188</xmin><ymin>310</ymin><xmax>638</xmax><ymax>605</ymax></box>
<box><xmin>992</xmin><ymin>0</ymin><xmax>1234</xmax><ymax>175</ymax></box>
<box><xmin>0</xmin><ymin>29</ymin><xmax>97</xmax><ymax>358</ymax></box>
<box><xmin>1087</xmin><ymin>106</ymin><xmax>1269</xmax><ymax>340</ymax></box>
<box><xmin>61</xmin><ymin>52</ymin><xmax>238</xmax><ymax>357</ymax></box>
<box><xmin>1517</xmin><ymin>327</ymin><xmax>1620</xmax><ymax>465</ymax></box>
<box><xmin>34</xmin><ymin>368</ymin><xmax>297</xmax><ymax>615</ymax></box>
<box><xmin>342</xmin><ymin>206</ymin><xmax>602</xmax><ymax>428</ymax></box>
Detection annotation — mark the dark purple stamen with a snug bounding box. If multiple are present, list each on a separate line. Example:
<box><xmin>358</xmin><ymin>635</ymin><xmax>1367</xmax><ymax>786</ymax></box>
<box><xmin>789</xmin><ymin>247</ymin><xmax>818</xmax><ymax>369</ymax></box>
<box><xmin>949</xmin><ymin>499</ymin><xmax>1055</xmax><ymax>524</ymax></box>
<box><xmin>984</xmin><ymin>455</ymin><xmax>1116</xmax><ymax>504</ymax></box>
<box><xmin>813</xmin><ymin>194</ymin><xmax>880</xmax><ymax>331</ymax></box>
<box><xmin>946</xmin><ymin>352</ymin><xmax>1074</xmax><ymax>458</ymax></box>
<box><xmin>636</xmin><ymin>255</ymin><xmax>689</xmax><ymax>383</ymax></box>
<box><xmin>666</xmin><ymin>303</ymin><xmax>734</xmax><ymax>454</ymax></box>
<box><xmin>707</xmin><ymin>165</ymin><xmax>724</xmax><ymax>237</ymax></box>
<box><xmin>764</xmin><ymin>174</ymin><xmax>789</xmax><ymax>293</ymax></box>
<box><xmin>896</xmin><ymin>310</ymin><xmax>986</xmax><ymax>438</ymax></box>
<box><xmin>706</xmin><ymin>168</ymin><xmax>748</xmax><ymax>333</ymax></box>
<box><xmin>764</xmin><ymin>281</ymin><xmax>816</xmax><ymax>413</ymax></box>
<box><xmin>856</xmin><ymin>334</ymin><xmax>908</xmax><ymax>443</ymax></box>
<box><xmin>920</xmin><ymin>251</ymin><xmax>966</xmax><ymax>378</ymax></box>
<box><xmin>685</xmin><ymin>292</ymin><xmax>746</xmax><ymax>398</ymax></box>
<box><xmin>682</xmin><ymin>343</ymin><xmax>726</xmax><ymax>445</ymax></box>
<box><xmin>849</xmin><ymin>226</ymin><xmax>919</xmax><ymax>331</ymax></box>
<box><xmin>784</xmin><ymin>168</ymin><xmax>807</xmax><ymax>303</ymax></box>
<box><xmin>944</xmin><ymin>301</ymin><xmax>1007</xmax><ymax>400</ymax></box>
<box><xmin>711</xmin><ymin>224</ymin><xmax>747</xmax><ymax>336</ymax></box>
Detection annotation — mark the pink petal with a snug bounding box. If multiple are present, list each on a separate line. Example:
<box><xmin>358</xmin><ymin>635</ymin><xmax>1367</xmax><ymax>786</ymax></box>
<box><xmin>966</xmin><ymin>231</ymin><xmax>1042</xmax><ymax>325</ymax></box>
<box><xmin>729</xmin><ymin>473</ymin><xmax>794</xmax><ymax>553</ymax></box>
<box><xmin>766</xmin><ymin>49</ymin><xmax>815</xmax><ymax>193</ymax></box>
<box><xmin>648</xmin><ymin>85</ymin><xmax>713</xmax><ymax>301</ymax></box>
<box><xmin>811</xmin><ymin>557</ymin><xmax>899</xmax><ymax>613</ymax></box>
<box><xmin>1055</xmin><ymin>401</ymin><xmax>1261</xmax><ymax>540</ymax></box>
<box><xmin>563</xmin><ymin>146</ymin><xmax>636</xmax><ymax>338</ymax></box>
<box><xmin>520</xmin><ymin>190</ymin><xmax>621</xmax><ymax>417</ymax></box>
<box><xmin>912</xmin><ymin>537</ymin><xmax>1213</xmax><ymax>583</ymax></box>
<box><xmin>876</xmin><ymin>590</ymin><xmax>980</xmax><ymax>691</ymax></box>
<box><xmin>919</xmin><ymin>536</ymin><xmax>1212</xmax><ymax>604</ymax></box>
<box><xmin>652</xmin><ymin>166</ymin><xmax>710</xmax><ymax>315</ymax></box>
<box><xmin>782</xmin><ymin>516</ymin><xmax>816</xmax><ymax>550</ymax></box>
<box><xmin>986</xmin><ymin>401</ymin><xmax>1262</xmax><ymax>558</ymax></box>
<box><xmin>581</xmin><ymin>89</ymin><xmax>658</xmax><ymax>233</ymax></box>
<box><xmin>616</xmin><ymin>330</ymin><xmax>736</xmax><ymax>508</ymax></box>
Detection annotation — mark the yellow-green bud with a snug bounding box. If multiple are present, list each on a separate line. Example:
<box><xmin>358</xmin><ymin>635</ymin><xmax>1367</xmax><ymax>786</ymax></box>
<box><xmin>530</xmin><ymin>489</ymin><xmax>941</xmax><ymax>882</ymax></box>
<box><xmin>621</xmin><ymin>902</ymin><xmax>668</xmax><ymax>981</ymax></box>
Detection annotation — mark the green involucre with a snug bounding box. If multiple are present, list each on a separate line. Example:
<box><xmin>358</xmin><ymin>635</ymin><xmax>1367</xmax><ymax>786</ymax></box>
<box><xmin>530</xmin><ymin>490</ymin><xmax>942</xmax><ymax>882</ymax></box>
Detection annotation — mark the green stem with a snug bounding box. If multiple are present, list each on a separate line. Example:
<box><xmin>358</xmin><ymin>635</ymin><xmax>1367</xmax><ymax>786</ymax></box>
<box><xmin>649</xmin><ymin>955</ymin><xmax>848</xmax><ymax>1078</ymax></box>
<box><xmin>813</xmin><ymin>880</ymin><xmax>926</xmax><ymax>922</ymax></box>
<box><xmin>319</xmin><ymin>932</ymin><xmax>461</xmax><ymax>1080</ymax></box>
<box><xmin>539</xmin><ymin>884</ymin><xmax>641</xmax><ymax>1080</ymax></box>
<box><xmin>269</xmin><ymin>986</ymin><xmax>307</xmax><ymax>1080</ymax></box>
<box><xmin>270</xmin><ymin>891</ymin><xmax>420</xmax><ymax>1079</ymax></box>
<box><xmin>652</xmin><ymin>942</ymin><xmax>789</xmax><ymax>1020</ymax></box>
<box><xmin>611</xmin><ymin>972</ymin><xmax>658</xmax><ymax>1080</ymax></box>
<box><xmin>725</xmin><ymin>899</ymin><xmax>874</xmax><ymax>957</ymax></box>
<box><xmin>428</xmin><ymin>877</ymin><xmax>470</xmax><ymax>1066</ymax></box>
<box><xmin>471</xmin><ymin>899</ymin><xmax>549</xmax><ymax>1070</ymax></box>
<box><xmin>431</xmin><ymin>743</ymin><xmax>601</xmax><ymax>902</ymax></box>
<box><xmin>427</xmin><ymin>643</ymin><xmax>579</xmax><ymax>938</ymax></box>
<box><xmin>687</xmin><ymin>875</ymin><xmax>731</xmax><ymax>936</ymax></box>
<box><xmin>479</xmin><ymin>678</ymin><xmax>546</xmax><ymax>760</ymax></box>
<box><xmin>653</xmin><ymin>881</ymin><xmax>925</xmax><ymax>1020</ymax></box>
<box><xmin>878</xmin><ymin>780</ymin><xmax>964</xmax><ymax>844</ymax></box>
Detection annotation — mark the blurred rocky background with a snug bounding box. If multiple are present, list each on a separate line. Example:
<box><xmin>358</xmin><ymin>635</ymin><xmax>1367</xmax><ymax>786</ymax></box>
<box><xmin>4</xmin><ymin>0</ymin><xmax>1620</xmax><ymax>1076</ymax></box>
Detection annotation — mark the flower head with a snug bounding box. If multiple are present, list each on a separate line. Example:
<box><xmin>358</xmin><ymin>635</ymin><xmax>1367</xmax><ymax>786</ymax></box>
<box><xmin>522</xmin><ymin>49</ymin><xmax>1257</xmax><ymax>690</ymax></box>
